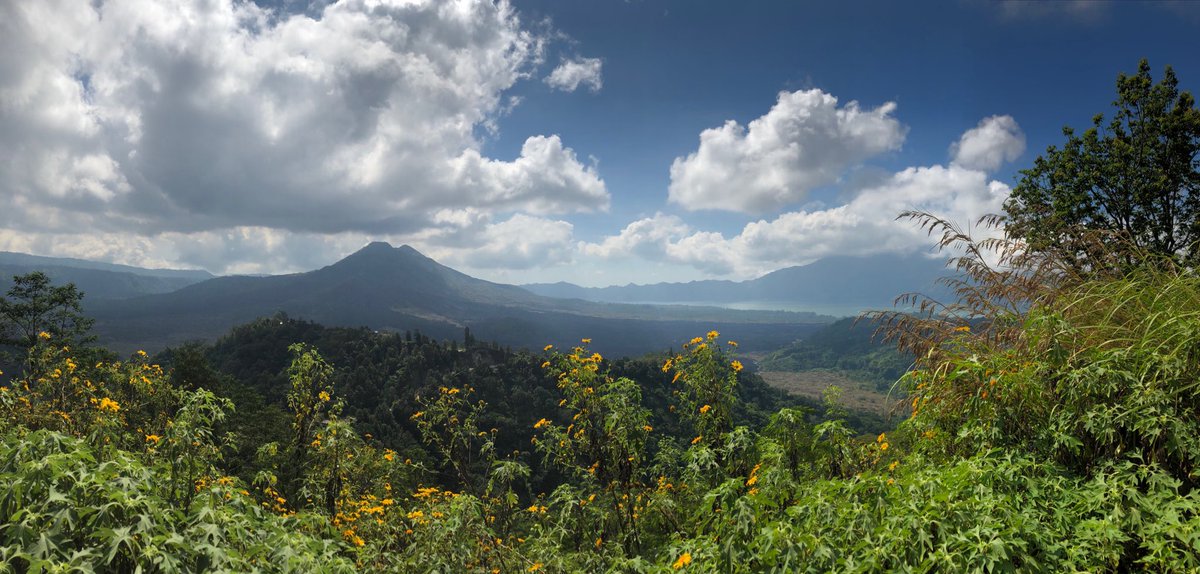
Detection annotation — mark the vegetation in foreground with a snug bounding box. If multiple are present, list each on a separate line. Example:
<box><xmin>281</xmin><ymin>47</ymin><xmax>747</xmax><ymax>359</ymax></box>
<box><xmin>4</xmin><ymin>253</ymin><xmax>1200</xmax><ymax>572</ymax></box>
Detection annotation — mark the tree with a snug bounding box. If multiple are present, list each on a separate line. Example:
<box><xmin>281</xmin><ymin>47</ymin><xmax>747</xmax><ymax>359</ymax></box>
<box><xmin>1004</xmin><ymin>59</ymin><xmax>1200</xmax><ymax>270</ymax></box>
<box><xmin>0</xmin><ymin>271</ymin><xmax>96</xmax><ymax>350</ymax></box>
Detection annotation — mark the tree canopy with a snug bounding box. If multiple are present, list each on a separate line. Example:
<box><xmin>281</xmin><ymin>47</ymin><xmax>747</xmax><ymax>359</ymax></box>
<box><xmin>1005</xmin><ymin>59</ymin><xmax>1200</xmax><ymax>270</ymax></box>
<box><xmin>0</xmin><ymin>271</ymin><xmax>95</xmax><ymax>351</ymax></box>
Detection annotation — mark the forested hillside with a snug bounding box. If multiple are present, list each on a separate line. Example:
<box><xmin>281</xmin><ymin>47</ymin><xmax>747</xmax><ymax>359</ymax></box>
<box><xmin>150</xmin><ymin>315</ymin><xmax>874</xmax><ymax>492</ymax></box>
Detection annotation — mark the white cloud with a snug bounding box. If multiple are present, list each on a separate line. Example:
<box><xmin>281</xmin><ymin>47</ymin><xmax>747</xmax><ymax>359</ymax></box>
<box><xmin>580</xmin><ymin>214</ymin><xmax>691</xmax><ymax>260</ymax></box>
<box><xmin>0</xmin><ymin>227</ymin><xmax>364</xmax><ymax>275</ymax></box>
<box><xmin>440</xmin><ymin>214</ymin><xmax>576</xmax><ymax>270</ymax></box>
<box><xmin>544</xmin><ymin>57</ymin><xmax>603</xmax><ymax>92</ymax></box>
<box><xmin>0</xmin><ymin>0</ymin><xmax>608</xmax><ymax>271</ymax></box>
<box><xmin>668</xmin><ymin>89</ymin><xmax>907</xmax><ymax>213</ymax></box>
<box><xmin>950</xmin><ymin>115</ymin><xmax>1026</xmax><ymax>172</ymax></box>
<box><xmin>586</xmin><ymin>118</ymin><xmax>1018</xmax><ymax>279</ymax></box>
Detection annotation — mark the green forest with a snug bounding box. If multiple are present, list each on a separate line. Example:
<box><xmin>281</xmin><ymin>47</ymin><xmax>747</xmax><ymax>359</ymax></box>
<box><xmin>2</xmin><ymin>61</ymin><xmax>1200</xmax><ymax>573</ymax></box>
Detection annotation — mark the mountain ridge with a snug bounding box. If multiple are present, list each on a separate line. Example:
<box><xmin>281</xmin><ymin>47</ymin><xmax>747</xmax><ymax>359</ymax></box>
<box><xmin>85</xmin><ymin>242</ymin><xmax>831</xmax><ymax>357</ymax></box>
<box><xmin>0</xmin><ymin>251</ymin><xmax>213</xmax><ymax>281</ymax></box>
<box><xmin>523</xmin><ymin>252</ymin><xmax>953</xmax><ymax>311</ymax></box>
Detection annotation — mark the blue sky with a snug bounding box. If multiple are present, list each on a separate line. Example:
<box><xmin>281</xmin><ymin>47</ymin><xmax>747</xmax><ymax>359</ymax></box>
<box><xmin>2</xmin><ymin>0</ymin><xmax>1198</xmax><ymax>285</ymax></box>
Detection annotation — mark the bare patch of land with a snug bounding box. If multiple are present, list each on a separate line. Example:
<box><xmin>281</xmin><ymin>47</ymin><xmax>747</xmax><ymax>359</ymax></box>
<box><xmin>758</xmin><ymin>369</ymin><xmax>903</xmax><ymax>416</ymax></box>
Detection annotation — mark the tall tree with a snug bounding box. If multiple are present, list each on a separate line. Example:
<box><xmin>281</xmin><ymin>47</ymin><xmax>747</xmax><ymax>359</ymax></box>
<box><xmin>0</xmin><ymin>271</ymin><xmax>96</xmax><ymax>350</ymax></box>
<box><xmin>1004</xmin><ymin>59</ymin><xmax>1200</xmax><ymax>270</ymax></box>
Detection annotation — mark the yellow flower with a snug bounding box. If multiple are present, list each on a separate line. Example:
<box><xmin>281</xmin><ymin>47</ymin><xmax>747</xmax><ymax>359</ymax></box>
<box><xmin>543</xmin><ymin>344</ymin><xmax>553</xmax><ymax>351</ymax></box>
<box><xmin>880</xmin><ymin>442</ymin><xmax>889</xmax><ymax>451</ymax></box>
<box><xmin>707</xmin><ymin>330</ymin><xmax>719</xmax><ymax>339</ymax></box>
<box><xmin>727</xmin><ymin>340</ymin><xmax>738</xmax><ymax>347</ymax></box>
<box><xmin>528</xmin><ymin>563</ymin><xmax>543</xmax><ymax>572</ymax></box>
<box><xmin>96</xmin><ymin>397</ymin><xmax>121</xmax><ymax>413</ymax></box>
<box><xmin>662</xmin><ymin>358</ymin><xmax>673</xmax><ymax>372</ymax></box>
<box><xmin>673</xmin><ymin>551</ymin><xmax>692</xmax><ymax>569</ymax></box>
<box><xmin>699</xmin><ymin>404</ymin><xmax>711</xmax><ymax>414</ymax></box>
<box><xmin>411</xmin><ymin>411</ymin><xmax>424</xmax><ymax>419</ymax></box>
<box><xmin>888</xmin><ymin>460</ymin><xmax>899</xmax><ymax>471</ymax></box>
<box><xmin>642</xmin><ymin>425</ymin><xmax>653</xmax><ymax>432</ymax></box>
<box><xmin>145</xmin><ymin>434</ymin><xmax>161</xmax><ymax>444</ymax></box>
<box><xmin>318</xmin><ymin>391</ymin><xmax>331</xmax><ymax>402</ymax></box>
<box><xmin>691</xmin><ymin>436</ymin><xmax>702</xmax><ymax>445</ymax></box>
<box><xmin>38</xmin><ymin>331</ymin><xmax>51</xmax><ymax>340</ymax></box>
<box><xmin>689</xmin><ymin>337</ymin><xmax>703</xmax><ymax>345</ymax></box>
<box><xmin>533</xmin><ymin>418</ymin><xmax>551</xmax><ymax>429</ymax></box>
<box><xmin>730</xmin><ymin>360</ymin><xmax>743</xmax><ymax>372</ymax></box>
<box><xmin>954</xmin><ymin>325</ymin><xmax>971</xmax><ymax>332</ymax></box>
<box><xmin>383</xmin><ymin>450</ymin><xmax>395</xmax><ymax>462</ymax></box>
<box><xmin>581</xmin><ymin>338</ymin><xmax>591</xmax><ymax>344</ymax></box>
<box><xmin>541</xmin><ymin>361</ymin><xmax>551</xmax><ymax>369</ymax></box>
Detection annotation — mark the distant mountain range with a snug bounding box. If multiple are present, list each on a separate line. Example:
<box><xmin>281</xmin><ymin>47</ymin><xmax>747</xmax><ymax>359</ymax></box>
<box><xmin>0</xmin><ymin>251</ymin><xmax>213</xmax><ymax>299</ymax></box>
<box><xmin>3</xmin><ymin>244</ymin><xmax>952</xmax><ymax>358</ymax></box>
<box><xmin>524</xmin><ymin>253</ymin><xmax>954</xmax><ymax>313</ymax></box>
<box><xmin>78</xmin><ymin>243</ymin><xmax>830</xmax><ymax>356</ymax></box>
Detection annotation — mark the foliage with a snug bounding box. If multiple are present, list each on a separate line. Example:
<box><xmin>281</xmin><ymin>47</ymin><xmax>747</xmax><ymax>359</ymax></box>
<box><xmin>1005</xmin><ymin>59</ymin><xmax>1200</xmax><ymax>271</ymax></box>
<box><xmin>6</xmin><ymin>219</ymin><xmax>1200</xmax><ymax>570</ymax></box>
<box><xmin>0</xmin><ymin>272</ymin><xmax>96</xmax><ymax>351</ymax></box>
<box><xmin>0</xmin><ymin>429</ymin><xmax>354</xmax><ymax>573</ymax></box>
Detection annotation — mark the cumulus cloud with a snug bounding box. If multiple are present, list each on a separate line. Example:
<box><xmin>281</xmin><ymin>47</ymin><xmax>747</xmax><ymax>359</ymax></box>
<box><xmin>586</xmin><ymin>118</ymin><xmax>1017</xmax><ymax>279</ymax></box>
<box><xmin>0</xmin><ymin>0</ymin><xmax>607</xmax><ymax>270</ymax></box>
<box><xmin>580</xmin><ymin>214</ymin><xmax>691</xmax><ymax>261</ymax></box>
<box><xmin>544</xmin><ymin>57</ymin><xmax>603</xmax><ymax>92</ymax></box>
<box><xmin>667</xmin><ymin>89</ymin><xmax>906</xmax><ymax>213</ymax></box>
<box><xmin>0</xmin><ymin>226</ymin><xmax>364</xmax><ymax>275</ymax></box>
<box><xmin>438</xmin><ymin>214</ymin><xmax>576</xmax><ymax>270</ymax></box>
<box><xmin>950</xmin><ymin>115</ymin><xmax>1026</xmax><ymax>172</ymax></box>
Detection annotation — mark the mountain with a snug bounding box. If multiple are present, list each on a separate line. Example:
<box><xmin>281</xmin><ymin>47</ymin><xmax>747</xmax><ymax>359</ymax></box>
<box><xmin>523</xmin><ymin>253</ymin><xmax>954</xmax><ymax>313</ymax></box>
<box><xmin>0</xmin><ymin>251</ymin><xmax>213</xmax><ymax>280</ymax></box>
<box><xmin>0</xmin><ymin>252</ymin><xmax>214</xmax><ymax>299</ymax></box>
<box><xmin>86</xmin><ymin>242</ymin><xmax>830</xmax><ymax>356</ymax></box>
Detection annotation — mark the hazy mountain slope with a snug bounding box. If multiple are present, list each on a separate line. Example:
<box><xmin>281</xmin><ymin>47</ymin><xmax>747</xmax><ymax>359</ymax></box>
<box><xmin>0</xmin><ymin>263</ymin><xmax>209</xmax><ymax>300</ymax></box>
<box><xmin>524</xmin><ymin>253</ymin><xmax>954</xmax><ymax>310</ymax></box>
<box><xmin>0</xmin><ymin>251</ymin><xmax>213</xmax><ymax>281</ymax></box>
<box><xmin>87</xmin><ymin>242</ymin><xmax>828</xmax><ymax>356</ymax></box>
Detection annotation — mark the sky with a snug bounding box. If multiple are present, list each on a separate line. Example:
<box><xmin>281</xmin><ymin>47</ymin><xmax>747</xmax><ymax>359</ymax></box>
<box><xmin>2</xmin><ymin>0</ymin><xmax>1199</xmax><ymax>286</ymax></box>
